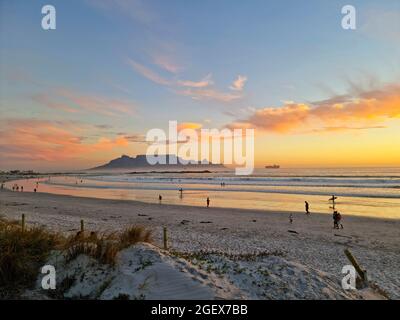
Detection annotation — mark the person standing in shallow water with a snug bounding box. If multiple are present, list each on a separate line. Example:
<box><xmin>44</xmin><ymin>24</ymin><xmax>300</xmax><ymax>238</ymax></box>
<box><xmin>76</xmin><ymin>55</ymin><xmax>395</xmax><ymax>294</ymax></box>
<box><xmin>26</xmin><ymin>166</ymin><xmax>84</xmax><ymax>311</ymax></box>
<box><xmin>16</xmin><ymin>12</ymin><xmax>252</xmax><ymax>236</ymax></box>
<box><xmin>305</xmin><ymin>201</ymin><xmax>310</xmax><ymax>215</ymax></box>
<box><xmin>158</xmin><ymin>194</ymin><xmax>162</xmax><ymax>204</ymax></box>
<box><xmin>206</xmin><ymin>197</ymin><xmax>210</xmax><ymax>208</ymax></box>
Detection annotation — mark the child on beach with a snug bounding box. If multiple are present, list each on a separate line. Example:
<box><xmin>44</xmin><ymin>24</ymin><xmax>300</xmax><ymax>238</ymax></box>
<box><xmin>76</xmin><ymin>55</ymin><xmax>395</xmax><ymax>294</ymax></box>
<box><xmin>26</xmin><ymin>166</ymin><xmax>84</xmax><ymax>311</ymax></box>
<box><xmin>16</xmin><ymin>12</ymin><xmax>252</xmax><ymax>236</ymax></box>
<box><xmin>159</xmin><ymin>195</ymin><xmax>162</xmax><ymax>204</ymax></box>
<box><xmin>206</xmin><ymin>197</ymin><xmax>210</xmax><ymax>208</ymax></box>
<box><xmin>305</xmin><ymin>201</ymin><xmax>310</xmax><ymax>215</ymax></box>
<box><xmin>289</xmin><ymin>214</ymin><xmax>293</xmax><ymax>224</ymax></box>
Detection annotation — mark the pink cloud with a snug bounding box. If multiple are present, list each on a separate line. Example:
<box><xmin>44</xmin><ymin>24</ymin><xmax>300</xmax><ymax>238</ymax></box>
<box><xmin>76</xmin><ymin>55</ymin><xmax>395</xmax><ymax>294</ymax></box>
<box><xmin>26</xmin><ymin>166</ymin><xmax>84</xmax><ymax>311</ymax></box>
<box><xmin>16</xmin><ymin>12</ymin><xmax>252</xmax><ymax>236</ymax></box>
<box><xmin>33</xmin><ymin>89</ymin><xmax>137</xmax><ymax>117</ymax></box>
<box><xmin>230</xmin><ymin>75</ymin><xmax>248</xmax><ymax>91</ymax></box>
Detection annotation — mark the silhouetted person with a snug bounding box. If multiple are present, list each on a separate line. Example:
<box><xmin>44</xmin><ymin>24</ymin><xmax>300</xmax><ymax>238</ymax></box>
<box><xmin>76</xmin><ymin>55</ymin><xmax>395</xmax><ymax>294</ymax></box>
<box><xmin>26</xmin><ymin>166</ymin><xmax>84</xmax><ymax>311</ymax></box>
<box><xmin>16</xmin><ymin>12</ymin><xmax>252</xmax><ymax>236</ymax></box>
<box><xmin>337</xmin><ymin>211</ymin><xmax>343</xmax><ymax>229</ymax></box>
<box><xmin>206</xmin><ymin>197</ymin><xmax>210</xmax><ymax>208</ymax></box>
<box><xmin>21</xmin><ymin>186</ymin><xmax>23</xmax><ymax>192</ymax></box>
<box><xmin>305</xmin><ymin>201</ymin><xmax>310</xmax><ymax>215</ymax></box>
<box><xmin>333</xmin><ymin>211</ymin><xmax>339</xmax><ymax>229</ymax></box>
<box><xmin>329</xmin><ymin>195</ymin><xmax>337</xmax><ymax>209</ymax></box>
<box><xmin>289</xmin><ymin>214</ymin><xmax>293</xmax><ymax>224</ymax></box>
<box><xmin>159</xmin><ymin>194</ymin><xmax>162</xmax><ymax>204</ymax></box>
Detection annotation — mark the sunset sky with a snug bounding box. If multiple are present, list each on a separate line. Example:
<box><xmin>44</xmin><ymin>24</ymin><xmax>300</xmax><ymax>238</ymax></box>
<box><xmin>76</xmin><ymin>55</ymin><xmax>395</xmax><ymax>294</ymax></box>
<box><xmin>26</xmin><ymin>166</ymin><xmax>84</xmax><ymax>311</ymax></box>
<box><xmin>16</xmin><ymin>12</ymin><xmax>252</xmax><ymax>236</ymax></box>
<box><xmin>1</xmin><ymin>0</ymin><xmax>400</xmax><ymax>170</ymax></box>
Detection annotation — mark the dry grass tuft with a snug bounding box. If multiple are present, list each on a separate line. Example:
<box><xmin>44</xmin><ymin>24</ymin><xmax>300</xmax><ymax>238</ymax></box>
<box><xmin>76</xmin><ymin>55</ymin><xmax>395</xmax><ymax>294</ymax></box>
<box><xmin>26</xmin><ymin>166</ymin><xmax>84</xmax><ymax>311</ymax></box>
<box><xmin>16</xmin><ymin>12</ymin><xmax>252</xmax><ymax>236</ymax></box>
<box><xmin>0</xmin><ymin>216</ymin><xmax>152</xmax><ymax>297</ymax></box>
<box><xmin>0</xmin><ymin>218</ymin><xmax>63</xmax><ymax>296</ymax></box>
<box><xmin>119</xmin><ymin>226</ymin><xmax>152</xmax><ymax>249</ymax></box>
<box><xmin>64</xmin><ymin>226</ymin><xmax>152</xmax><ymax>266</ymax></box>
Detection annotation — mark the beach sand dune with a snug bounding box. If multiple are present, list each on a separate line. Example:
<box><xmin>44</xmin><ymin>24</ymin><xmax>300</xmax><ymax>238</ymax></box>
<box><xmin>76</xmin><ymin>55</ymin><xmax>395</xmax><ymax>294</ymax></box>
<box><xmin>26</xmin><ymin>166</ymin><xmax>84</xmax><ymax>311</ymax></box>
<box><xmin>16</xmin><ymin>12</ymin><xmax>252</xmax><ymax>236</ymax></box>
<box><xmin>1</xmin><ymin>190</ymin><xmax>399</xmax><ymax>299</ymax></box>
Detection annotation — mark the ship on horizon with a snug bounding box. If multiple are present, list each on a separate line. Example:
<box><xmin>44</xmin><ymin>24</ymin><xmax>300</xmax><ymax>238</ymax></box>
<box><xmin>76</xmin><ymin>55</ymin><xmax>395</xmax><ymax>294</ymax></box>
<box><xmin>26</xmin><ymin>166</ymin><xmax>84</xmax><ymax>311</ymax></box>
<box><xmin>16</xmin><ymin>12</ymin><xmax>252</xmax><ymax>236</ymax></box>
<box><xmin>265</xmin><ymin>164</ymin><xmax>280</xmax><ymax>169</ymax></box>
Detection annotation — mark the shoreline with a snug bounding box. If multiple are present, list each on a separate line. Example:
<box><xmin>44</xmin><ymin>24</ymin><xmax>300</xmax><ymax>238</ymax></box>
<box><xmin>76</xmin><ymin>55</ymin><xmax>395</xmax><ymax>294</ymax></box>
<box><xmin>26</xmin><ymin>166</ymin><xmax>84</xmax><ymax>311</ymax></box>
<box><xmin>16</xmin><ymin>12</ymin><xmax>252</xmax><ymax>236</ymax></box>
<box><xmin>4</xmin><ymin>175</ymin><xmax>400</xmax><ymax>219</ymax></box>
<box><xmin>0</xmin><ymin>189</ymin><xmax>399</xmax><ymax>299</ymax></box>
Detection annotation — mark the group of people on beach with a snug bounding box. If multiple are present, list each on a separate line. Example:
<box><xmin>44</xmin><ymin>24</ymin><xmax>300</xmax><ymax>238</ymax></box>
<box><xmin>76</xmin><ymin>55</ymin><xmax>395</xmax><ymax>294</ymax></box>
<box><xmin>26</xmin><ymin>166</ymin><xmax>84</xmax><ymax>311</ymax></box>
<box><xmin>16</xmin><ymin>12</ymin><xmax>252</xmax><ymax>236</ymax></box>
<box><xmin>9</xmin><ymin>181</ymin><xmax>39</xmax><ymax>193</ymax></box>
<box><xmin>290</xmin><ymin>196</ymin><xmax>344</xmax><ymax>229</ymax></box>
<box><xmin>11</xmin><ymin>184</ymin><xmax>23</xmax><ymax>192</ymax></box>
<box><xmin>158</xmin><ymin>188</ymin><xmax>211</xmax><ymax>208</ymax></box>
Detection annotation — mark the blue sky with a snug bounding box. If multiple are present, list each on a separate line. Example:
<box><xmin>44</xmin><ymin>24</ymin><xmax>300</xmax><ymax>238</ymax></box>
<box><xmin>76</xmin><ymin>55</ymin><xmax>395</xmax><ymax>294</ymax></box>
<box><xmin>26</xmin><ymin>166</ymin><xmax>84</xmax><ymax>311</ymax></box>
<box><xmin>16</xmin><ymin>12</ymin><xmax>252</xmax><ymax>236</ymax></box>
<box><xmin>0</xmin><ymin>0</ymin><xmax>399</xmax><ymax>169</ymax></box>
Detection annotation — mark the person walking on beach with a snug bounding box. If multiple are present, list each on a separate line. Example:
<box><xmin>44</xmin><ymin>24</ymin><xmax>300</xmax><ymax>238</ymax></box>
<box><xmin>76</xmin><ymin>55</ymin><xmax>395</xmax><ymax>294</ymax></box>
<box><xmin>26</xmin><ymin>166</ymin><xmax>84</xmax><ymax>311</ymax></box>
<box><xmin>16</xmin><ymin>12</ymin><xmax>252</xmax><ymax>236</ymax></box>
<box><xmin>21</xmin><ymin>186</ymin><xmax>23</xmax><ymax>192</ymax></box>
<box><xmin>305</xmin><ymin>201</ymin><xmax>310</xmax><ymax>215</ymax></box>
<box><xmin>158</xmin><ymin>194</ymin><xmax>162</xmax><ymax>204</ymax></box>
<box><xmin>333</xmin><ymin>211</ymin><xmax>337</xmax><ymax>229</ymax></box>
<box><xmin>333</xmin><ymin>210</ymin><xmax>341</xmax><ymax>229</ymax></box>
<box><xmin>336</xmin><ymin>211</ymin><xmax>343</xmax><ymax>229</ymax></box>
<box><xmin>289</xmin><ymin>214</ymin><xmax>293</xmax><ymax>224</ymax></box>
<box><xmin>206</xmin><ymin>197</ymin><xmax>210</xmax><ymax>208</ymax></box>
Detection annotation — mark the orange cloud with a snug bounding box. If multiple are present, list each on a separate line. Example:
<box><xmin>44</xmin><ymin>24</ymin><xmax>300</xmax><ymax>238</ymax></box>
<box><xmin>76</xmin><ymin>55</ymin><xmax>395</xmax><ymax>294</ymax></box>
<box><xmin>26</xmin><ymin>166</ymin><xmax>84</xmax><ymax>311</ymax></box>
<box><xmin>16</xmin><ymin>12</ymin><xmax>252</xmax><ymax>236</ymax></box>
<box><xmin>0</xmin><ymin>119</ymin><xmax>132</xmax><ymax>166</ymax></box>
<box><xmin>177</xmin><ymin>122</ymin><xmax>203</xmax><ymax>131</ymax></box>
<box><xmin>229</xmin><ymin>83</ymin><xmax>400</xmax><ymax>133</ymax></box>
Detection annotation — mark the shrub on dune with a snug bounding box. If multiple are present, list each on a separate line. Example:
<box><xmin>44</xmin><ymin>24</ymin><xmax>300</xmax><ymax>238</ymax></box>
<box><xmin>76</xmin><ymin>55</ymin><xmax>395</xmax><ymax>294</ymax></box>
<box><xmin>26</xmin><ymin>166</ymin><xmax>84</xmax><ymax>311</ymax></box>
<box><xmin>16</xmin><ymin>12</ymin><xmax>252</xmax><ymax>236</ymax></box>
<box><xmin>0</xmin><ymin>218</ymin><xmax>62</xmax><ymax>294</ymax></box>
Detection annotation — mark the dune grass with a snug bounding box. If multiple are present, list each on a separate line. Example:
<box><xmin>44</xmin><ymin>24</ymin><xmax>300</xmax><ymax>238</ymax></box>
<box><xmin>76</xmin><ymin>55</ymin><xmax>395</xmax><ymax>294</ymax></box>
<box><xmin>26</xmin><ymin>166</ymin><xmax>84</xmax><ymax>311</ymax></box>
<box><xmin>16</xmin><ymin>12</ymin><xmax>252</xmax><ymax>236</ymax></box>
<box><xmin>65</xmin><ymin>226</ymin><xmax>152</xmax><ymax>265</ymax></box>
<box><xmin>0</xmin><ymin>217</ymin><xmax>63</xmax><ymax>297</ymax></box>
<box><xmin>0</xmin><ymin>216</ymin><xmax>152</xmax><ymax>298</ymax></box>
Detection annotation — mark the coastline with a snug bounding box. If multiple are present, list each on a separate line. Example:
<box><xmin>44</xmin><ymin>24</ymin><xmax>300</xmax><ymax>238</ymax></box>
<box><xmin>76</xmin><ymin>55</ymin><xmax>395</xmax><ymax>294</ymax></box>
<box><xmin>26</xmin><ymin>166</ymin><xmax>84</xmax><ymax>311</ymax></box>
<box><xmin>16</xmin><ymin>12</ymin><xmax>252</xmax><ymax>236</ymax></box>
<box><xmin>0</xmin><ymin>189</ymin><xmax>399</xmax><ymax>299</ymax></box>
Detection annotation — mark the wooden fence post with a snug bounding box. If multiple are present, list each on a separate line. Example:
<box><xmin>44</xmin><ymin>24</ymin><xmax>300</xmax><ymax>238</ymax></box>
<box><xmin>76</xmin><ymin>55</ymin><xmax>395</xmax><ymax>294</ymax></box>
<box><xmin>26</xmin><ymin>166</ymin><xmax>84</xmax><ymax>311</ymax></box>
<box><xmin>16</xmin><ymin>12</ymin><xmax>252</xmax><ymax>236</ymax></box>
<box><xmin>163</xmin><ymin>227</ymin><xmax>168</xmax><ymax>250</ymax></box>
<box><xmin>344</xmin><ymin>248</ymin><xmax>368</xmax><ymax>287</ymax></box>
<box><xmin>21</xmin><ymin>214</ymin><xmax>25</xmax><ymax>232</ymax></box>
<box><xmin>80</xmin><ymin>219</ymin><xmax>84</xmax><ymax>233</ymax></box>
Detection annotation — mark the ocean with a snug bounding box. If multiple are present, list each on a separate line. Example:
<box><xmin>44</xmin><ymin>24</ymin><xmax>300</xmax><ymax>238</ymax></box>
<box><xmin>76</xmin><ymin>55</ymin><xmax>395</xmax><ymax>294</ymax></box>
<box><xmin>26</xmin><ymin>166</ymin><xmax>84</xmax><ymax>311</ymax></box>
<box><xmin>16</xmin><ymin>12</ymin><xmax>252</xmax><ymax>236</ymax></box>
<box><xmin>6</xmin><ymin>167</ymin><xmax>400</xmax><ymax>219</ymax></box>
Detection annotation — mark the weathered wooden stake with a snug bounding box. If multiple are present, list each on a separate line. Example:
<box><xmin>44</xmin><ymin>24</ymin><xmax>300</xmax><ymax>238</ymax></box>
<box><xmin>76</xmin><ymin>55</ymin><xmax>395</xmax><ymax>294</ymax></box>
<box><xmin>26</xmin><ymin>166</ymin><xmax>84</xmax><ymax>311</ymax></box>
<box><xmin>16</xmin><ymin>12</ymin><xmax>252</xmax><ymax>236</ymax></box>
<box><xmin>21</xmin><ymin>214</ymin><xmax>25</xmax><ymax>232</ymax></box>
<box><xmin>163</xmin><ymin>226</ymin><xmax>168</xmax><ymax>250</ymax></box>
<box><xmin>80</xmin><ymin>219</ymin><xmax>85</xmax><ymax>233</ymax></box>
<box><xmin>344</xmin><ymin>248</ymin><xmax>368</xmax><ymax>284</ymax></box>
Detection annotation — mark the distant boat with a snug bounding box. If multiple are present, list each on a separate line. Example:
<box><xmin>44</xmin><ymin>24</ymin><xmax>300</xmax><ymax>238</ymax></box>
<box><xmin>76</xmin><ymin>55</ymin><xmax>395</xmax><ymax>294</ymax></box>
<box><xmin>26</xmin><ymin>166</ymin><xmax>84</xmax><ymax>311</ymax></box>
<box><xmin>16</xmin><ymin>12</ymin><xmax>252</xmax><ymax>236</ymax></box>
<box><xmin>265</xmin><ymin>165</ymin><xmax>280</xmax><ymax>169</ymax></box>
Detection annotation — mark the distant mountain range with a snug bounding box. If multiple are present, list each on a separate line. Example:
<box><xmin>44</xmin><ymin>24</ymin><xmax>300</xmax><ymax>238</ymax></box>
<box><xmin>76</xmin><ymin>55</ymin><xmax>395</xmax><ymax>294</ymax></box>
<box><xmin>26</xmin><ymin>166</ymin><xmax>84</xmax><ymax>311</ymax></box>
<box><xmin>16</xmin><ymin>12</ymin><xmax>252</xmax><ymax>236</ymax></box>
<box><xmin>90</xmin><ymin>155</ymin><xmax>225</xmax><ymax>171</ymax></box>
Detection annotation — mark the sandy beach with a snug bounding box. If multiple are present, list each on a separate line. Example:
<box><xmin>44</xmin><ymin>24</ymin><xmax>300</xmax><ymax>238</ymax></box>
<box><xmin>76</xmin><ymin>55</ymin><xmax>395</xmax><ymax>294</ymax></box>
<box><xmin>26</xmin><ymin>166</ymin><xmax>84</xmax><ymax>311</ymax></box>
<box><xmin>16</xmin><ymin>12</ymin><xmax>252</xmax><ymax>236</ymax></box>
<box><xmin>1</xmin><ymin>189</ymin><xmax>399</xmax><ymax>299</ymax></box>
